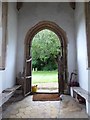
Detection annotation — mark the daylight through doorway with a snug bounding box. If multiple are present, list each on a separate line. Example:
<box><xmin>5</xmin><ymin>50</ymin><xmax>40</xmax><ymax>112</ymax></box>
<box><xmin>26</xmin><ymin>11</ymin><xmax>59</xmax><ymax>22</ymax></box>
<box><xmin>31</xmin><ymin>29</ymin><xmax>61</xmax><ymax>93</ymax></box>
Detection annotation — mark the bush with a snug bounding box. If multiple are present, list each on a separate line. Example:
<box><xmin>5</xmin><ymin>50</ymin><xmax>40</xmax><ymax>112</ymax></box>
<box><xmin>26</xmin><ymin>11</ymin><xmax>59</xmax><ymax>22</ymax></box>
<box><xmin>32</xmin><ymin>58</ymin><xmax>57</xmax><ymax>71</ymax></box>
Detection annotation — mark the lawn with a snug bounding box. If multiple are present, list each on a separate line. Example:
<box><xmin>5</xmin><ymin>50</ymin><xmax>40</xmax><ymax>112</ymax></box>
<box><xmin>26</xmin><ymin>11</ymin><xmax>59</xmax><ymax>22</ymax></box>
<box><xmin>32</xmin><ymin>71</ymin><xmax>58</xmax><ymax>84</ymax></box>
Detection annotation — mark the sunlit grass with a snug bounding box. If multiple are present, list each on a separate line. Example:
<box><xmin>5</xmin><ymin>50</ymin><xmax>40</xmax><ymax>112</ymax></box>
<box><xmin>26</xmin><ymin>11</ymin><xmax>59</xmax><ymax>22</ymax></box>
<box><xmin>32</xmin><ymin>71</ymin><xmax>58</xmax><ymax>84</ymax></box>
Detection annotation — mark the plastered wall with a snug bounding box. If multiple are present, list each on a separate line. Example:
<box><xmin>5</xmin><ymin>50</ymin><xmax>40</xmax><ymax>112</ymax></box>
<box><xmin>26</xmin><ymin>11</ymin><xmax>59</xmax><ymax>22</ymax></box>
<box><xmin>75</xmin><ymin>2</ymin><xmax>88</xmax><ymax>91</ymax></box>
<box><xmin>16</xmin><ymin>2</ymin><xmax>77</xmax><ymax>81</ymax></box>
<box><xmin>0</xmin><ymin>2</ymin><xmax>18</xmax><ymax>92</ymax></box>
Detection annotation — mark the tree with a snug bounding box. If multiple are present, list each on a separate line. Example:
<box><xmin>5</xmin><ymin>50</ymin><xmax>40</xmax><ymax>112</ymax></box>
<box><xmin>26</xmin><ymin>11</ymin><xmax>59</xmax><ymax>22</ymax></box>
<box><xmin>31</xmin><ymin>29</ymin><xmax>61</xmax><ymax>71</ymax></box>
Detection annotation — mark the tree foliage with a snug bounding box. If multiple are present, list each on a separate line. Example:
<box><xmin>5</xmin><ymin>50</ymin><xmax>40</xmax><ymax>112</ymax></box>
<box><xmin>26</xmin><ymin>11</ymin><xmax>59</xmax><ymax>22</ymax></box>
<box><xmin>31</xmin><ymin>29</ymin><xmax>61</xmax><ymax>70</ymax></box>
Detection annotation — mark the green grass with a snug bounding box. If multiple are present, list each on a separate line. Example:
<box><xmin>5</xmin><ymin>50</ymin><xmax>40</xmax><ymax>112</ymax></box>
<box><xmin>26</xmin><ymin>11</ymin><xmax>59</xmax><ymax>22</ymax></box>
<box><xmin>32</xmin><ymin>71</ymin><xmax>58</xmax><ymax>84</ymax></box>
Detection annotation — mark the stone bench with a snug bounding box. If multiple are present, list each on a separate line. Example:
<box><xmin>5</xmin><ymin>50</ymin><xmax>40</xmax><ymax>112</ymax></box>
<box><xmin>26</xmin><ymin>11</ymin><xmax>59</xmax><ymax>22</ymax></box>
<box><xmin>0</xmin><ymin>85</ymin><xmax>22</xmax><ymax>107</ymax></box>
<box><xmin>70</xmin><ymin>87</ymin><xmax>90</xmax><ymax>116</ymax></box>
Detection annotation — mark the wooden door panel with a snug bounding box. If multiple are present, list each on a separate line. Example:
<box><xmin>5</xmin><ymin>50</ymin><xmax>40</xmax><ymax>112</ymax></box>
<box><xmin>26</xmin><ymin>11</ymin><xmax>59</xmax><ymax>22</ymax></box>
<box><xmin>25</xmin><ymin>59</ymin><xmax>32</xmax><ymax>76</ymax></box>
<box><xmin>24</xmin><ymin>78</ymin><xmax>31</xmax><ymax>96</ymax></box>
<box><xmin>24</xmin><ymin>56</ymin><xmax>32</xmax><ymax>96</ymax></box>
<box><xmin>58</xmin><ymin>56</ymin><xmax>64</xmax><ymax>94</ymax></box>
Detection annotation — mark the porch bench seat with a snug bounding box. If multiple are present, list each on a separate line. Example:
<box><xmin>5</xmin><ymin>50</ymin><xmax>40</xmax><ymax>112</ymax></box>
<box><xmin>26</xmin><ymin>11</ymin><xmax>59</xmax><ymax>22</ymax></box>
<box><xmin>0</xmin><ymin>85</ymin><xmax>21</xmax><ymax>107</ymax></box>
<box><xmin>70</xmin><ymin>87</ymin><xmax>90</xmax><ymax>116</ymax></box>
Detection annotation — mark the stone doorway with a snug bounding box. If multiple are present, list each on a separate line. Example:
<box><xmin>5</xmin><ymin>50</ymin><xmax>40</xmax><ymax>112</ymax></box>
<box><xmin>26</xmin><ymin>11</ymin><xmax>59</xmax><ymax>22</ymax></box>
<box><xmin>24</xmin><ymin>21</ymin><xmax>68</xmax><ymax>96</ymax></box>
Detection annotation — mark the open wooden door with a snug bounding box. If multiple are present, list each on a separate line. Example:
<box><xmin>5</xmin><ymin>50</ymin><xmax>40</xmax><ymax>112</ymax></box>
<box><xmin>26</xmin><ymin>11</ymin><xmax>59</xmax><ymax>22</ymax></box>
<box><xmin>24</xmin><ymin>45</ymin><xmax>32</xmax><ymax>96</ymax></box>
<box><xmin>58</xmin><ymin>56</ymin><xmax>64</xmax><ymax>94</ymax></box>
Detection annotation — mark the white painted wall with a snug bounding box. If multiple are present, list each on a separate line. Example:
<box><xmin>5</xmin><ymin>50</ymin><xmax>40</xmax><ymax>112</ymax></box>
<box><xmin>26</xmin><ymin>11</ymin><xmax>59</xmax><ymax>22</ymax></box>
<box><xmin>75</xmin><ymin>3</ymin><xmax>88</xmax><ymax>91</ymax></box>
<box><xmin>0</xmin><ymin>72</ymin><xmax>2</xmax><ymax>93</ymax></box>
<box><xmin>87</xmin><ymin>69</ymin><xmax>90</xmax><ymax>115</ymax></box>
<box><xmin>0</xmin><ymin>2</ymin><xmax>2</xmax><ymax>56</ymax></box>
<box><xmin>0</xmin><ymin>2</ymin><xmax>2</xmax><ymax>93</ymax></box>
<box><xmin>0</xmin><ymin>3</ymin><xmax>18</xmax><ymax>93</ymax></box>
<box><xmin>88</xmin><ymin>70</ymin><xmax>90</xmax><ymax>93</ymax></box>
<box><xmin>16</xmin><ymin>2</ymin><xmax>77</xmax><ymax>80</ymax></box>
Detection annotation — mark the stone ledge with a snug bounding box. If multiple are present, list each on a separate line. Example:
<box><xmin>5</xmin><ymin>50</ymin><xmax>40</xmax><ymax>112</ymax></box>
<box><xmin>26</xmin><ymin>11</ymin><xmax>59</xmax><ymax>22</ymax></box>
<box><xmin>0</xmin><ymin>85</ymin><xmax>21</xmax><ymax>107</ymax></box>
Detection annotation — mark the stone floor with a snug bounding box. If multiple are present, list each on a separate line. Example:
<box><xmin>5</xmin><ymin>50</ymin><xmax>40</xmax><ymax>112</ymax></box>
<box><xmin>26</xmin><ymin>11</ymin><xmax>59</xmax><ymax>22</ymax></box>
<box><xmin>33</xmin><ymin>82</ymin><xmax>58</xmax><ymax>93</ymax></box>
<box><xmin>1</xmin><ymin>92</ymin><xmax>88</xmax><ymax>118</ymax></box>
<box><xmin>37</xmin><ymin>88</ymin><xmax>58</xmax><ymax>93</ymax></box>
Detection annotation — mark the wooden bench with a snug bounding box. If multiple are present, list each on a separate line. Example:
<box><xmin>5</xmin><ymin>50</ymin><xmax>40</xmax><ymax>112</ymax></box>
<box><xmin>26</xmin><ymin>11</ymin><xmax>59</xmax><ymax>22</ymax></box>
<box><xmin>0</xmin><ymin>85</ymin><xmax>22</xmax><ymax>107</ymax></box>
<box><xmin>70</xmin><ymin>87</ymin><xmax>90</xmax><ymax>116</ymax></box>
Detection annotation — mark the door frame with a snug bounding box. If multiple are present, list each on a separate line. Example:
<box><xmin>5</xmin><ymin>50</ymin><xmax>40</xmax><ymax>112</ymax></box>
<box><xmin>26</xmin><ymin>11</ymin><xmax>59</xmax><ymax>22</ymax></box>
<box><xmin>24</xmin><ymin>21</ymin><xmax>68</xmax><ymax>95</ymax></box>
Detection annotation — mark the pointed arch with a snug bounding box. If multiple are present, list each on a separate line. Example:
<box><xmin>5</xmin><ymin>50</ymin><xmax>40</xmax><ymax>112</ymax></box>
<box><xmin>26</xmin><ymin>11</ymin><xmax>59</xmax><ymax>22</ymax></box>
<box><xmin>24</xmin><ymin>21</ymin><xmax>68</xmax><ymax>95</ymax></box>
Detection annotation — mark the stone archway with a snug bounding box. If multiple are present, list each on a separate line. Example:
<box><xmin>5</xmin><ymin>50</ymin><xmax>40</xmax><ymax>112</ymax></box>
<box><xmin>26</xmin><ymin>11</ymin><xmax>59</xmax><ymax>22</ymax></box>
<box><xmin>24</xmin><ymin>21</ymin><xmax>68</xmax><ymax>96</ymax></box>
